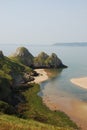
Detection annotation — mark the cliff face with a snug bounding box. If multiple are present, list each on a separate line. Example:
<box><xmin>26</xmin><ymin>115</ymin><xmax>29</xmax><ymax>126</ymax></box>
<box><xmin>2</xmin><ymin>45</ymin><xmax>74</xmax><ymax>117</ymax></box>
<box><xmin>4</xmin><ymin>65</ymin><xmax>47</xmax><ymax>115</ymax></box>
<box><xmin>33</xmin><ymin>52</ymin><xmax>49</xmax><ymax>68</ymax></box>
<box><xmin>11</xmin><ymin>47</ymin><xmax>34</xmax><ymax>67</ymax></box>
<box><xmin>11</xmin><ymin>47</ymin><xmax>67</xmax><ymax>68</ymax></box>
<box><xmin>0</xmin><ymin>51</ymin><xmax>34</xmax><ymax>103</ymax></box>
<box><xmin>33</xmin><ymin>52</ymin><xmax>67</xmax><ymax>68</ymax></box>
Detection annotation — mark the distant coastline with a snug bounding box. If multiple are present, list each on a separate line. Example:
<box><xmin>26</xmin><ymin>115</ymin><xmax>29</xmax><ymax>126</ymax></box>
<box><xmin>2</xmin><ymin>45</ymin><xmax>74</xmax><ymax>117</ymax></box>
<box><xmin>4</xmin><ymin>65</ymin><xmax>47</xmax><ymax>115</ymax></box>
<box><xmin>53</xmin><ymin>42</ymin><xmax>87</xmax><ymax>47</ymax></box>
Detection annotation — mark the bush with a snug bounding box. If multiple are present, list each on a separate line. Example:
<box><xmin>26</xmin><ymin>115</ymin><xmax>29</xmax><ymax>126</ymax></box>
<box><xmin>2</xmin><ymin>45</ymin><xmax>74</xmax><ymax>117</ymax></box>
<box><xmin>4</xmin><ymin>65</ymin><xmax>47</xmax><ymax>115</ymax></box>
<box><xmin>0</xmin><ymin>101</ymin><xmax>16</xmax><ymax>114</ymax></box>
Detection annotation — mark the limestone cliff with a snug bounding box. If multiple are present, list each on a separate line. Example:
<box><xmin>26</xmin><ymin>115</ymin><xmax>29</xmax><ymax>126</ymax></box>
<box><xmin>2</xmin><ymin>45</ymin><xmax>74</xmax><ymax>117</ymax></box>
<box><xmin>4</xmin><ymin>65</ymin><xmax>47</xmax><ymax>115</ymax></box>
<box><xmin>34</xmin><ymin>52</ymin><xmax>67</xmax><ymax>68</ymax></box>
<box><xmin>11</xmin><ymin>47</ymin><xmax>67</xmax><ymax>68</ymax></box>
<box><xmin>11</xmin><ymin>47</ymin><xmax>34</xmax><ymax>67</ymax></box>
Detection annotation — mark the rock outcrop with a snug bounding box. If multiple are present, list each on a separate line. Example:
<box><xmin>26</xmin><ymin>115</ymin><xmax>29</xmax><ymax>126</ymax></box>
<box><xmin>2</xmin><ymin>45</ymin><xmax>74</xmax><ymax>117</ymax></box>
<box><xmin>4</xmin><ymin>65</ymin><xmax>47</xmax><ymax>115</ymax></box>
<box><xmin>11</xmin><ymin>47</ymin><xmax>67</xmax><ymax>69</ymax></box>
<box><xmin>34</xmin><ymin>52</ymin><xmax>67</xmax><ymax>68</ymax></box>
<box><xmin>11</xmin><ymin>47</ymin><xmax>34</xmax><ymax>67</ymax></box>
<box><xmin>33</xmin><ymin>52</ymin><xmax>49</xmax><ymax>68</ymax></box>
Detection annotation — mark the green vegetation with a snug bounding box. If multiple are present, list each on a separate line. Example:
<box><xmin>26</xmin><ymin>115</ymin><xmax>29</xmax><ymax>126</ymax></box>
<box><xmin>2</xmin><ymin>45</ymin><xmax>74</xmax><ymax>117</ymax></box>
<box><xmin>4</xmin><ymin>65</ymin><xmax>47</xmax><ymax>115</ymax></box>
<box><xmin>0</xmin><ymin>56</ymin><xmax>31</xmax><ymax>76</ymax></box>
<box><xmin>0</xmin><ymin>114</ymin><xmax>76</xmax><ymax>130</ymax></box>
<box><xmin>0</xmin><ymin>49</ymin><xmax>79</xmax><ymax>130</ymax></box>
<box><xmin>33</xmin><ymin>51</ymin><xmax>67</xmax><ymax>68</ymax></box>
<box><xmin>0</xmin><ymin>84</ymin><xmax>79</xmax><ymax>130</ymax></box>
<box><xmin>17</xmin><ymin>83</ymin><xmax>78</xmax><ymax>130</ymax></box>
<box><xmin>9</xmin><ymin>57</ymin><xmax>32</xmax><ymax>72</ymax></box>
<box><xmin>34</xmin><ymin>52</ymin><xmax>49</xmax><ymax>66</ymax></box>
<box><xmin>0</xmin><ymin>55</ymin><xmax>31</xmax><ymax>100</ymax></box>
<box><xmin>0</xmin><ymin>78</ymin><xmax>12</xmax><ymax>99</ymax></box>
<box><xmin>0</xmin><ymin>101</ymin><xmax>16</xmax><ymax>114</ymax></box>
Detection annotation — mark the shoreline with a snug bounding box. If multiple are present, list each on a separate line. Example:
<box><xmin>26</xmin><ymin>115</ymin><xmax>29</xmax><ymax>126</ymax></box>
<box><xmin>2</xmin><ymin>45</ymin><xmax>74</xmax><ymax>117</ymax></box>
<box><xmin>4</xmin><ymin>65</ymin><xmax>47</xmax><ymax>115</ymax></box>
<box><xmin>71</xmin><ymin>77</ymin><xmax>87</xmax><ymax>89</ymax></box>
<box><xmin>43</xmin><ymin>94</ymin><xmax>87</xmax><ymax>130</ymax></box>
<box><xmin>33</xmin><ymin>69</ymin><xmax>49</xmax><ymax>84</ymax></box>
<box><xmin>33</xmin><ymin>70</ymin><xmax>87</xmax><ymax>130</ymax></box>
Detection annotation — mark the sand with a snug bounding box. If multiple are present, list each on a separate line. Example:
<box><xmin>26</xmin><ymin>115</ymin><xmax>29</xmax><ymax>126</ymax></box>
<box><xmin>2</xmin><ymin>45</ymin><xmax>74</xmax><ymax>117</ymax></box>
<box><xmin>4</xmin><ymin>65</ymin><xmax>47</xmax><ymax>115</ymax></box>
<box><xmin>71</xmin><ymin>77</ymin><xmax>87</xmax><ymax>89</ymax></box>
<box><xmin>33</xmin><ymin>69</ymin><xmax>49</xmax><ymax>84</ymax></box>
<box><xmin>33</xmin><ymin>70</ymin><xmax>87</xmax><ymax>130</ymax></box>
<box><xmin>43</xmin><ymin>94</ymin><xmax>87</xmax><ymax>130</ymax></box>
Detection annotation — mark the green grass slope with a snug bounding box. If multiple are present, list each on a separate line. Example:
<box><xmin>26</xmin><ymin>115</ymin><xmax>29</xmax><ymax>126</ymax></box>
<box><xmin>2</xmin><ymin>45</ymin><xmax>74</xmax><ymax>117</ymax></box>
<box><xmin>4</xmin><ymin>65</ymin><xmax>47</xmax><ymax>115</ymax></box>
<box><xmin>0</xmin><ymin>55</ymin><xmax>31</xmax><ymax>78</ymax></box>
<box><xmin>0</xmin><ymin>83</ymin><xmax>79</xmax><ymax>130</ymax></box>
<box><xmin>0</xmin><ymin>55</ymin><xmax>31</xmax><ymax>103</ymax></box>
<box><xmin>17</xmin><ymin>83</ymin><xmax>79</xmax><ymax>130</ymax></box>
<box><xmin>0</xmin><ymin>84</ymin><xmax>78</xmax><ymax>130</ymax></box>
<box><xmin>0</xmin><ymin>50</ymin><xmax>79</xmax><ymax>130</ymax></box>
<box><xmin>0</xmin><ymin>114</ymin><xmax>76</xmax><ymax>130</ymax></box>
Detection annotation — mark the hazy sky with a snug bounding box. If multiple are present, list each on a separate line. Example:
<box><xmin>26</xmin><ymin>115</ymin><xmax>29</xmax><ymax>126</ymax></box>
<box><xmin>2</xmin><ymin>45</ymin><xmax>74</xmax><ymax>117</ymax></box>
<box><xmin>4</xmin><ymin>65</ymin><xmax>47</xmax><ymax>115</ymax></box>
<box><xmin>0</xmin><ymin>0</ymin><xmax>87</xmax><ymax>44</ymax></box>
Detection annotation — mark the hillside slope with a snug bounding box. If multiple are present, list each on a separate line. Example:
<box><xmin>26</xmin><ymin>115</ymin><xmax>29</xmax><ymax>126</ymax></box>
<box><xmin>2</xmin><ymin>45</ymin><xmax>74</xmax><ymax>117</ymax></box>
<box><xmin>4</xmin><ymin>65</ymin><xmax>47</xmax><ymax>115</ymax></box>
<box><xmin>0</xmin><ymin>48</ymin><xmax>79</xmax><ymax>130</ymax></box>
<box><xmin>0</xmin><ymin>114</ymin><xmax>76</xmax><ymax>130</ymax></box>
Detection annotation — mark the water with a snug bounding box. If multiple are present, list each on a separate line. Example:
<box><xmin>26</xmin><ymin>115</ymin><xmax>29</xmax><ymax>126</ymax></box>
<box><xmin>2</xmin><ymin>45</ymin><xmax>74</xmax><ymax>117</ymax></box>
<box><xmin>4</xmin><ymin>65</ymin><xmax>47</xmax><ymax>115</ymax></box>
<box><xmin>1</xmin><ymin>44</ymin><xmax>87</xmax><ymax>100</ymax></box>
<box><xmin>1</xmin><ymin>43</ymin><xmax>87</xmax><ymax>129</ymax></box>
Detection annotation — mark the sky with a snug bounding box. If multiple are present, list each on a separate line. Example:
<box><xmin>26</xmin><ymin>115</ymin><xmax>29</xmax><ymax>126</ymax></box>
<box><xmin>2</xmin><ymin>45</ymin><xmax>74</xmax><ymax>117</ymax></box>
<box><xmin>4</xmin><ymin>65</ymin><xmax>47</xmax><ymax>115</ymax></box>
<box><xmin>0</xmin><ymin>0</ymin><xmax>87</xmax><ymax>44</ymax></box>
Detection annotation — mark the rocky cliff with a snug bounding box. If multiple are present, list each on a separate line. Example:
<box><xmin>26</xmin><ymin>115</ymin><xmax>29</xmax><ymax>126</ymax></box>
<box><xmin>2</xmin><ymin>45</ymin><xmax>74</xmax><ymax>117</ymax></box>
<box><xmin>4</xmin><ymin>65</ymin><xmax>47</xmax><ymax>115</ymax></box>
<box><xmin>11</xmin><ymin>47</ymin><xmax>67</xmax><ymax>68</ymax></box>
<box><xmin>11</xmin><ymin>47</ymin><xmax>34</xmax><ymax>67</ymax></box>
<box><xmin>0</xmin><ymin>51</ymin><xmax>35</xmax><ymax>105</ymax></box>
<box><xmin>34</xmin><ymin>52</ymin><xmax>67</xmax><ymax>68</ymax></box>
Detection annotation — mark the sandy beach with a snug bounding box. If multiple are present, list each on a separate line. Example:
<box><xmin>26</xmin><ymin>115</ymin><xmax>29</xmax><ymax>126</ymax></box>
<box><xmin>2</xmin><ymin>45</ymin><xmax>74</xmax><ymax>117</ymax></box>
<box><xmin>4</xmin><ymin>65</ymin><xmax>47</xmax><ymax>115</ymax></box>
<box><xmin>71</xmin><ymin>77</ymin><xmax>87</xmax><ymax>89</ymax></box>
<box><xmin>43</xmin><ymin>94</ymin><xmax>87</xmax><ymax>130</ymax></box>
<box><xmin>33</xmin><ymin>69</ymin><xmax>49</xmax><ymax>84</ymax></box>
<box><xmin>33</xmin><ymin>70</ymin><xmax>87</xmax><ymax>130</ymax></box>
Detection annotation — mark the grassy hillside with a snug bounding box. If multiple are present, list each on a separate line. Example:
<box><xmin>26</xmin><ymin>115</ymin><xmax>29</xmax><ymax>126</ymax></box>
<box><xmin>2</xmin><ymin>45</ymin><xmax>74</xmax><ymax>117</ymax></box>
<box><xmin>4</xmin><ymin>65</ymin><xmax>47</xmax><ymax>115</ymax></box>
<box><xmin>0</xmin><ymin>49</ymin><xmax>79</xmax><ymax>130</ymax></box>
<box><xmin>0</xmin><ymin>83</ymin><xmax>79</xmax><ymax>130</ymax></box>
<box><xmin>0</xmin><ymin>55</ymin><xmax>31</xmax><ymax>77</ymax></box>
<box><xmin>0</xmin><ymin>55</ymin><xmax>31</xmax><ymax>100</ymax></box>
<box><xmin>0</xmin><ymin>114</ymin><xmax>76</xmax><ymax>130</ymax></box>
<box><xmin>17</xmin><ymin>83</ymin><xmax>79</xmax><ymax>130</ymax></box>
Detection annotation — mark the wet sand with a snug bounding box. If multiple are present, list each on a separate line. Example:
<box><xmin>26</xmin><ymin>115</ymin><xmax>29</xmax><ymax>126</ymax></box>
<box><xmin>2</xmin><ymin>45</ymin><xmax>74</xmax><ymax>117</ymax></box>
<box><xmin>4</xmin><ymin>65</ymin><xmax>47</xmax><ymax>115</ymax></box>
<box><xmin>42</xmin><ymin>93</ymin><xmax>87</xmax><ymax>130</ymax></box>
<box><xmin>34</xmin><ymin>70</ymin><xmax>87</xmax><ymax>130</ymax></box>
<box><xmin>71</xmin><ymin>77</ymin><xmax>87</xmax><ymax>89</ymax></box>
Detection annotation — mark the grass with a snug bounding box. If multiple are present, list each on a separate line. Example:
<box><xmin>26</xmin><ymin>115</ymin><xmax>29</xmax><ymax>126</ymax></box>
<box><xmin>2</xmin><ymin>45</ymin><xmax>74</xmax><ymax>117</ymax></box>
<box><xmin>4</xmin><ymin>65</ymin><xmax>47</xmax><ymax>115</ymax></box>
<box><xmin>0</xmin><ymin>113</ymin><xmax>76</xmax><ymax>130</ymax></box>
<box><xmin>17</xmin><ymin>83</ymin><xmax>79</xmax><ymax>130</ymax></box>
<box><xmin>0</xmin><ymin>83</ymin><xmax>79</xmax><ymax>130</ymax></box>
<box><xmin>0</xmin><ymin>55</ymin><xmax>32</xmax><ymax>99</ymax></box>
<box><xmin>0</xmin><ymin>52</ymin><xmax>80</xmax><ymax>130</ymax></box>
<box><xmin>0</xmin><ymin>56</ymin><xmax>32</xmax><ymax>79</ymax></box>
<box><xmin>9</xmin><ymin>56</ymin><xmax>32</xmax><ymax>72</ymax></box>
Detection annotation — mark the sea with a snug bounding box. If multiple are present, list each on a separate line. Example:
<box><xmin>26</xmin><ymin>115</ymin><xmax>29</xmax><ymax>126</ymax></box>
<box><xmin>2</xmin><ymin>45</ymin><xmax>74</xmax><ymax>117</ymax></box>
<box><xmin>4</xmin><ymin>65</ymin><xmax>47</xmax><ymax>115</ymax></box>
<box><xmin>0</xmin><ymin>43</ymin><xmax>87</xmax><ymax>129</ymax></box>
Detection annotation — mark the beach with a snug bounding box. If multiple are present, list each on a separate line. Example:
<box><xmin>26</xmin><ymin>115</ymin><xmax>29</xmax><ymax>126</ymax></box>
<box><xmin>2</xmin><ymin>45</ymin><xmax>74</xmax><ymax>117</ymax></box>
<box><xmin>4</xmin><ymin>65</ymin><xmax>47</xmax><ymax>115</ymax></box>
<box><xmin>33</xmin><ymin>70</ymin><xmax>87</xmax><ymax>130</ymax></box>
<box><xmin>42</xmin><ymin>86</ymin><xmax>87</xmax><ymax>130</ymax></box>
<box><xmin>33</xmin><ymin>69</ymin><xmax>49</xmax><ymax>84</ymax></box>
<box><xmin>42</xmin><ymin>93</ymin><xmax>87</xmax><ymax>130</ymax></box>
<box><xmin>71</xmin><ymin>77</ymin><xmax>87</xmax><ymax>89</ymax></box>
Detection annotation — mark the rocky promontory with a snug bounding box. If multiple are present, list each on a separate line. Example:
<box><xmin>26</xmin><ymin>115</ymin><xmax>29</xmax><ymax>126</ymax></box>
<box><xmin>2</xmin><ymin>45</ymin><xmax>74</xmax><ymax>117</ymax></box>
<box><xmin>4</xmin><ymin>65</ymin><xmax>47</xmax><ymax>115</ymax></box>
<box><xmin>10</xmin><ymin>47</ymin><xmax>34</xmax><ymax>67</ymax></box>
<box><xmin>11</xmin><ymin>47</ymin><xmax>67</xmax><ymax>69</ymax></box>
<box><xmin>34</xmin><ymin>52</ymin><xmax>67</xmax><ymax>68</ymax></box>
